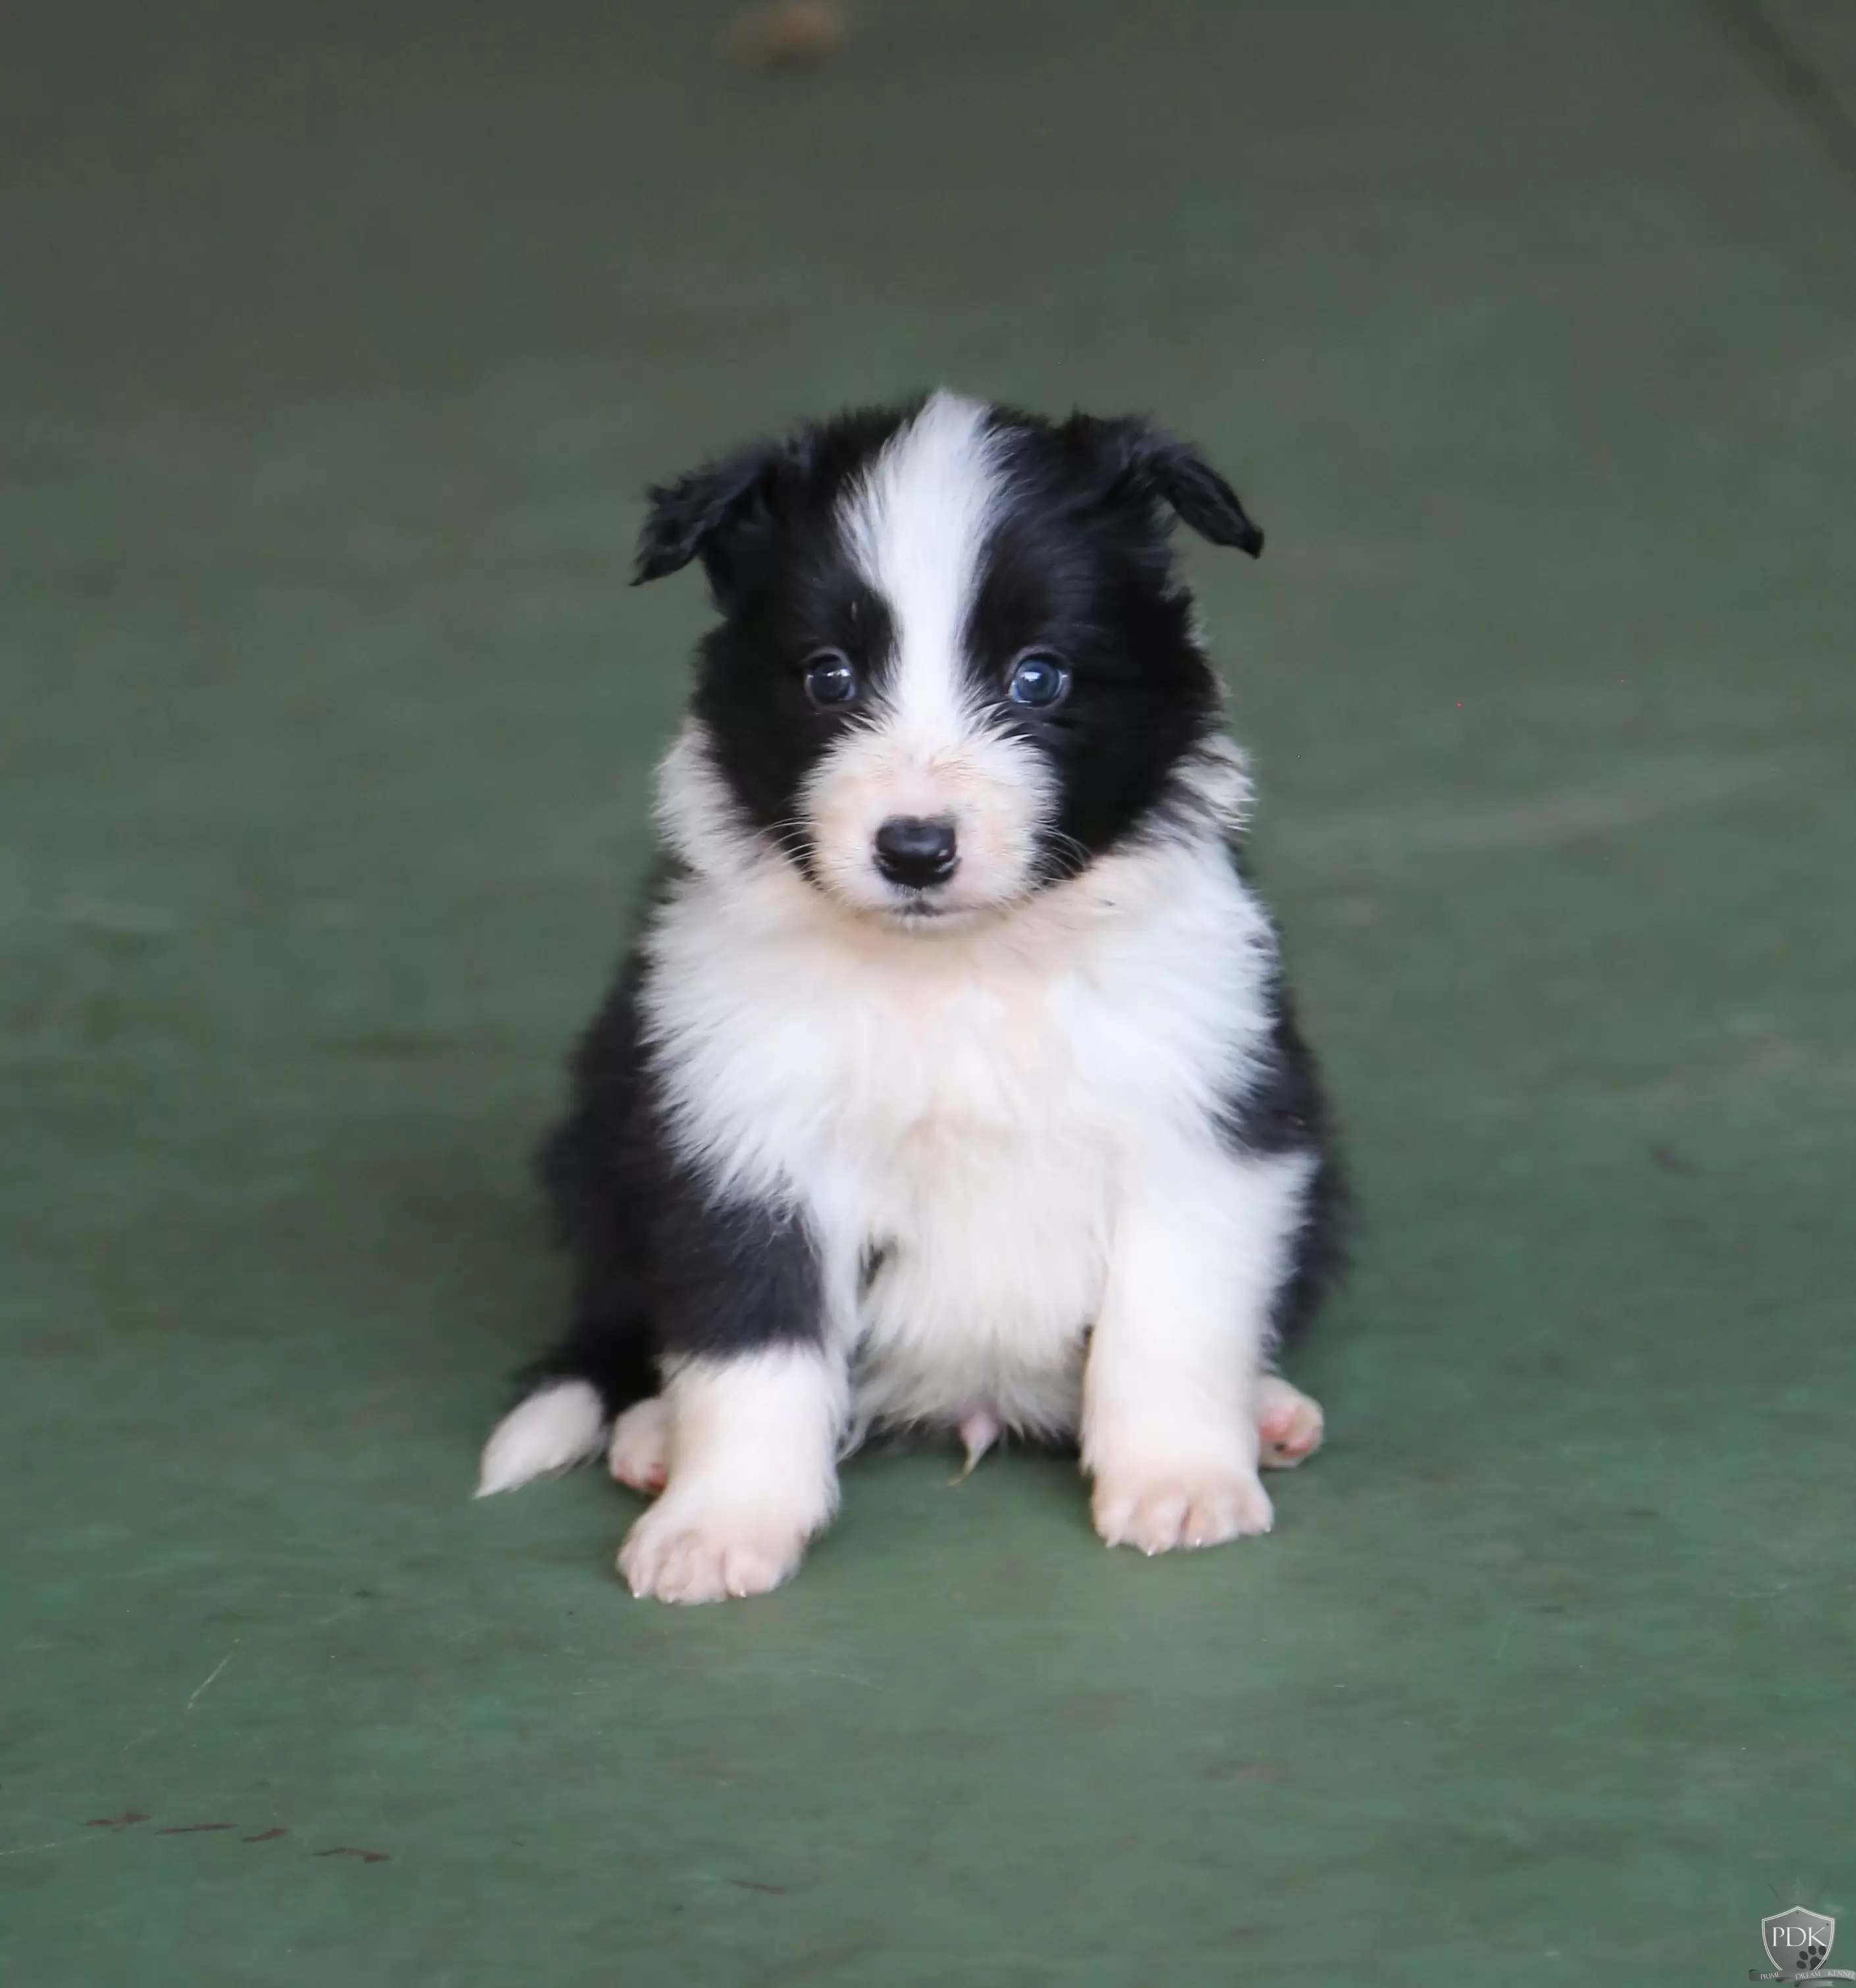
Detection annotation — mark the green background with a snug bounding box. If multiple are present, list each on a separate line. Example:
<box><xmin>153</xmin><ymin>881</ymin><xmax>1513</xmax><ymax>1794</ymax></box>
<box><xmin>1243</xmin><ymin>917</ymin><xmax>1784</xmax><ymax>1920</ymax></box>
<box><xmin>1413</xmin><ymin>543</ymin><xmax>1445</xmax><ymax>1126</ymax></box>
<box><xmin>4</xmin><ymin>2</ymin><xmax>1853</xmax><ymax>1981</ymax></box>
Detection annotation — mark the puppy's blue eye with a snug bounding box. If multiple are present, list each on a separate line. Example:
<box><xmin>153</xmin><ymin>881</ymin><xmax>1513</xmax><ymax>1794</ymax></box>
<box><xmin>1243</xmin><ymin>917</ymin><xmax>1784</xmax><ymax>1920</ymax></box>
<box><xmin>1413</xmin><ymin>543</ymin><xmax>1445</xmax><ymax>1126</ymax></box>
<box><xmin>1007</xmin><ymin>651</ymin><xmax>1070</xmax><ymax>709</ymax></box>
<box><xmin>804</xmin><ymin>650</ymin><xmax>859</xmax><ymax>707</ymax></box>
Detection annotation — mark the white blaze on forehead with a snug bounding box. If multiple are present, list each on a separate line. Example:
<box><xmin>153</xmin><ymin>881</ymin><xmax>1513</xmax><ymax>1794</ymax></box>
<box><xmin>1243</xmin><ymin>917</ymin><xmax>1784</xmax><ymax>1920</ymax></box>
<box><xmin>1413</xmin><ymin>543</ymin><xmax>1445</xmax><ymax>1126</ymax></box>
<box><xmin>838</xmin><ymin>390</ymin><xmax>1003</xmax><ymax>747</ymax></box>
<box><xmin>808</xmin><ymin>391</ymin><xmax>1047</xmax><ymax>915</ymax></box>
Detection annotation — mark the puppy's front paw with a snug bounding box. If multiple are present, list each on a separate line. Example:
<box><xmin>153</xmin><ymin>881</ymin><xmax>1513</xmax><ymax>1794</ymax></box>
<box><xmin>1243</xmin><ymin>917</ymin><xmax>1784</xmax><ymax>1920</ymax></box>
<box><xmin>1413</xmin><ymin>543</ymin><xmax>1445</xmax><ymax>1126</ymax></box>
<box><xmin>1092</xmin><ymin>1464</ymin><xmax>1273</xmax><ymax>1554</ymax></box>
<box><xmin>618</xmin><ymin>1499</ymin><xmax>809</xmax><ymax>1604</ymax></box>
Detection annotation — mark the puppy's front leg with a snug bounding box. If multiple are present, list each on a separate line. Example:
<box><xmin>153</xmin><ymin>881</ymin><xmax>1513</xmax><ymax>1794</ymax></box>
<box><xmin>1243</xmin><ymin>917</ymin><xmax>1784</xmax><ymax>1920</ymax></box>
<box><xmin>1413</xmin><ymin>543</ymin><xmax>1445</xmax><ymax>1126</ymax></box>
<box><xmin>619</xmin><ymin>1194</ymin><xmax>848</xmax><ymax>1604</ymax></box>
<box><xmin>1083</xmin><ymin>1150</ymin><xmax>1313</xmax><ymax>1554</ymax></box>
<box><xmin>619</xmin><ymin>1347</ymin><xmax>847</xmax><ymax>1602</ymax></box>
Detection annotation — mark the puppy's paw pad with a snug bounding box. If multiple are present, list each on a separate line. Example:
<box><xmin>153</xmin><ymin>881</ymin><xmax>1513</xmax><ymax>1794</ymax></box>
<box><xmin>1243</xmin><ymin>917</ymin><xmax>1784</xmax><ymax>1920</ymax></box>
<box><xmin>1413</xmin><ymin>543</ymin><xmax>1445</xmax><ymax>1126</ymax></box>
<box><xmin>607</xmin><ymin>1398</ymin><xmax>670</xmax><ymax>1494</ymax></box>
<box><xmin>1254</xmin><ymin>1377</ymin><xmax>1324</xmax><ymax>1470</ymax></box>
<box><xmin>618</xmin><ymin>1509</ymin><xmax>806</xmax><ymax>1604</ymax></box>
<box><xmin>1092</xmin><ymin>1467</ymin><xmax>1273</xmax><ymax>1554</ymax></box>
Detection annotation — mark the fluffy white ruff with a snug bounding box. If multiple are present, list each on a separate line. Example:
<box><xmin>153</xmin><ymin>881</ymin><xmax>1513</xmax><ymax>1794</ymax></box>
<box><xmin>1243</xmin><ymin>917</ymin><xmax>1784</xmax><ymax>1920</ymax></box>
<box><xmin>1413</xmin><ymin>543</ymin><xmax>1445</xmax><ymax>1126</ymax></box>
<box><xmin>650</xmin><ymin>718</ymin><xmax>1279</xmax><ymax>1466</ymax></box>
<box><xmin>477</xmin><ymin>1380</ymin><xmax>607</xmax><ymax>1497</ymax></box>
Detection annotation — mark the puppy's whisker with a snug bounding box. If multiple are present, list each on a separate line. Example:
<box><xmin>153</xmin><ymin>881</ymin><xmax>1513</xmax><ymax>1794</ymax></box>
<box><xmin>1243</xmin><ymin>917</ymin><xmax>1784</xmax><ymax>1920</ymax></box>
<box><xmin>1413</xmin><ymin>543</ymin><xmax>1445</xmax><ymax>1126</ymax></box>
<box><xmin>758</xmin><ymin>816</ymin><xmax>814</xmax><ymax>865</ymax></box>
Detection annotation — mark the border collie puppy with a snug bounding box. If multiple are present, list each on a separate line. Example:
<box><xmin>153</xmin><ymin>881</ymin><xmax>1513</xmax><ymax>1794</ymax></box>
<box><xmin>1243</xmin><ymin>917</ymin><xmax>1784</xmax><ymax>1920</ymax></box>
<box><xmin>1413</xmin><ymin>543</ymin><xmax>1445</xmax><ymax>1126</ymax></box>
<box><xmin>478</xmin><ymin>391</ymin><xmax>1346</xmax><ymax>1603</ymax></box>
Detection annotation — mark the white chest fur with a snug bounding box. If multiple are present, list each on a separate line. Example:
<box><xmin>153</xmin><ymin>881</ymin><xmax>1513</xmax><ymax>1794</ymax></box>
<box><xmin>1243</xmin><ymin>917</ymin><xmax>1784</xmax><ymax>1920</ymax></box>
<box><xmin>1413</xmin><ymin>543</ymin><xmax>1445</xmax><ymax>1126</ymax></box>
<box><xmin>640</xmin><ymin>826</ymin><xmax>1279</xmax><ymax>1439</ymax></box>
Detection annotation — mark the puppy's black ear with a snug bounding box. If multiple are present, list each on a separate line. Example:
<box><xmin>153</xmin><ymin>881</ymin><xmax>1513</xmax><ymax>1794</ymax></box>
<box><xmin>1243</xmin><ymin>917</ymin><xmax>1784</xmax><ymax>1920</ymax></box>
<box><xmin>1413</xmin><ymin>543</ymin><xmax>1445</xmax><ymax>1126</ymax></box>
<box><xmin>1089</xmin><ymin>417</ymin><xmax>1264</xmax><ymax>558</ymax></box>
<box><xmin>632</xmin><ymin>437</ymin><xmax>791</xmax><ymax>590</ymax></box>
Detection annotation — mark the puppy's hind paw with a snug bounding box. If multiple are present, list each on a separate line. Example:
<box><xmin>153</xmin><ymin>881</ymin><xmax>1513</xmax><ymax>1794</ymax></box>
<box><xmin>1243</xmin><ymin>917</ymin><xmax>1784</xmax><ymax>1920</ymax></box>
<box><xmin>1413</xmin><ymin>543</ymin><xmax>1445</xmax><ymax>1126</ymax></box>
<box><xmin>1254</xmin><ymin>1376</ymin><xmax>1324</xmax><ymax>1470</ymax></box>
<box><xmin>608</xmin><ymin>1397</ymin><xmax>670</xmax><ymax>1495</ymax></box>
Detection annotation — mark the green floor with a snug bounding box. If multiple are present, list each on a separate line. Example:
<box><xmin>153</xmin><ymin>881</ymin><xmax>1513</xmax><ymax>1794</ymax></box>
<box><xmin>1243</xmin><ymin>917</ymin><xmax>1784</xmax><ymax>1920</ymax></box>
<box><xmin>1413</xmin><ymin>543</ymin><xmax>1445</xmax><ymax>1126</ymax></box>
<box><xmin>5</xmin><ymin>2</ymin><xmax>1855</xmax><ymax>1981</ymax></box>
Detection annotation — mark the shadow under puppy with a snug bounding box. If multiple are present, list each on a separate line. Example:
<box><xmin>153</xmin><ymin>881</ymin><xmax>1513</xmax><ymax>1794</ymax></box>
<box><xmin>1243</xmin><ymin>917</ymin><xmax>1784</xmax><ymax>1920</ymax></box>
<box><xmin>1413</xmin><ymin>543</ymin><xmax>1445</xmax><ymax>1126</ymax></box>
<box><xmin>479</xmin><ymin>390</ymin><xmax>1346</xmax><ymax>1602</ymax></box>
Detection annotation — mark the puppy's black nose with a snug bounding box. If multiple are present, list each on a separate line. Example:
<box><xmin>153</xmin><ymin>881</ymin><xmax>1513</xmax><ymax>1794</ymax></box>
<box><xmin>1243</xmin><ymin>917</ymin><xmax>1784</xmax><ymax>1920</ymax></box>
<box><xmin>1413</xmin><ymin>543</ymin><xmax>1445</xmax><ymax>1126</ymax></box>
<box><xmin>873</xmin><ymin>815</ymin><xmax>958</xmax><ymax>888</ymax></box>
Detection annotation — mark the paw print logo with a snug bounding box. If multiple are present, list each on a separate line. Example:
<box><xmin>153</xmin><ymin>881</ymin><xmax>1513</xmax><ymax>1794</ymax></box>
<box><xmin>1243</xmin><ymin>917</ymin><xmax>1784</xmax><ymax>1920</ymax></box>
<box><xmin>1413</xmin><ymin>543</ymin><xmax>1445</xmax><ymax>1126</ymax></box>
<box><xmin>1763</xmin><ymin>1911</ymin><xmax>1836</xmax><ymax>1980</ymax></box>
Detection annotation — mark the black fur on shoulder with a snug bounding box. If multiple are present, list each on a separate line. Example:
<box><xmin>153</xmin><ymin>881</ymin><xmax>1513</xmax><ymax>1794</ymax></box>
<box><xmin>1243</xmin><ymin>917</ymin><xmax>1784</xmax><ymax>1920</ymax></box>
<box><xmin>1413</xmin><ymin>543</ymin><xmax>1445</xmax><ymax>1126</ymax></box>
<box><xmin>1215</xmin><ymin>975</ymin><xmax>1350</xmax><ymax>1346</ymax></box>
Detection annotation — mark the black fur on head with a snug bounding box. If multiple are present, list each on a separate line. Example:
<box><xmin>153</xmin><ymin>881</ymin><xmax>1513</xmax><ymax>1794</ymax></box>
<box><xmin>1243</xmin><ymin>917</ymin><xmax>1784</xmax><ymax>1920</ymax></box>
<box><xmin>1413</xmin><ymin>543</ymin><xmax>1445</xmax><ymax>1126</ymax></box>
<box><xmin>634</xmin><ymin>393</ymin><xmax>1265</xmax><ymax>914</ymax></box>
<box><xmin>631</xmin><ymin>436</ymin><xmax>795</xmax><ymax>599</ymax></box>
<box><xmin>1058</xmin><ymin>413</ymin><xmax>1265</xmax><ymax>558</ymax></box>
